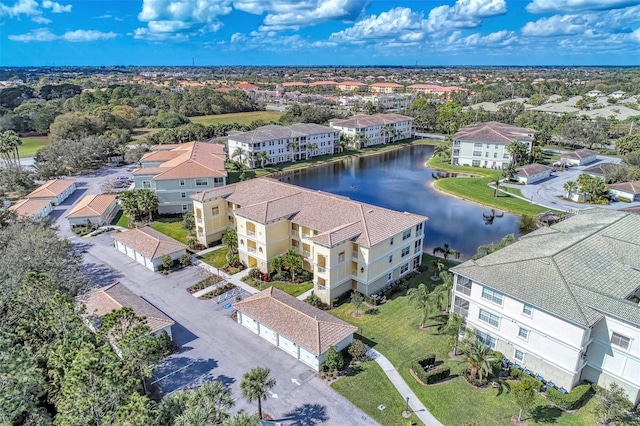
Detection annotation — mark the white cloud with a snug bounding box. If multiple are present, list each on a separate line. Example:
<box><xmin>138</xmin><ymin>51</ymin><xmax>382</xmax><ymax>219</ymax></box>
<box><xmin>526</xmin><ymin>0</ymin><xmax>639</xmax><ymax>13</ymax></box>
<box><xmin>31</xmin><ymin>15</ymin><xmax>51</xmax><ymax>23</ymax></box>
<box><xmin>134</xmin><ymin>0</ymin><xmax>231</xmax><ymax>40</ymax></box>
<box><xmin>9</xmin><ymin>28</ymin><xmax>118</xmax><ymax>42</ymax></box>
<box><xmin>41</xmin><ymin>0</ymin><xmax>71</xmax><ymax>13</ymax></box>
<box><xmin>456</xmin><ymin>29</ymin><xmax>517</xmax><ymax>46</ymax></box>
<box><xmin>521</xmin><ymin>15</ymin><xmax>588</xmax><ymax>36</ymax></box>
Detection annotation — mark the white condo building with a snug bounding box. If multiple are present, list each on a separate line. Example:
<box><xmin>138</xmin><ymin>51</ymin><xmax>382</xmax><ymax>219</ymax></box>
<box><xmin>227</xmin><ymin>123</ymin><xmax>339</xmax><ymax>169</ymax></box>
<box><xmin>329</xmin><ymin>113</ymin><xmax>414</xmax><ymax>147</ymax></box>
<box><xmin>450</xmin><ymin>209</ymin><xmax>640</xmax><ymax>404</ymax></box>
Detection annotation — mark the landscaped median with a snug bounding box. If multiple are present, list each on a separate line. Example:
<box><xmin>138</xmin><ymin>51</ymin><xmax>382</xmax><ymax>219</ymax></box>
<box><xmin>326</xmin><ymin>263</ymin><xmax>599</xmax><ymax>426</ymax></box>
<box><xmin>427</xmin><ymin>156</ymin><xmax>556</xmax><ymax>216</ymax></box>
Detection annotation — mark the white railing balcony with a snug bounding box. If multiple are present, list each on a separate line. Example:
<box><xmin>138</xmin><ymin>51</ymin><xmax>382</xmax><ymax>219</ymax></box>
<box><xmin>291</xmin><ymin>230</ymin><xmax>298</xmax><ymax>236</ymax></box>
<box><xmin>302</xmin><ymin>233</ymin><xmax>311</xmax><ymax>238</ymax></box>
<box><xmin>317</xmin><ymin>284</ymin><xmax>327</xmax><ymax>291</ymax></box>
<box><xmin>303</xmin><ymin>250</ymin><xmax>311</xmax><ymax>257</ymax></box>
<box><xmin>317</xmin><ymin>267</ymin><xmax>326</xmax><ymax>274</ymax></box>
<box><xmin>196</xmin><ymin>217</ymin><xmax>203</xmax><ymax>224</ymax></box>
<box><xmin>247</xmin><ymin>230</ymin><xmax>255</xmax><ymax>236</ymax></box>
<box><xmin>352</xmin><ymin>269</ymin><xmax>358</xmax><ymax>275</ymax></box>
<box><xmin>247</xmin><ymin>247</ymin><xmax>257</xmax><ymax>253</ymax></box>
<box><xmin>352</xmin><ymin>251</ymin><xmax>358</xmax><ymax>259</ymax></box>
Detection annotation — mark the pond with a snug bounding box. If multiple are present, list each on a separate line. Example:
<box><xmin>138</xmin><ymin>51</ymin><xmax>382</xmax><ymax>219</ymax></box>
<box><xmin>276</xmin><ymin>144</ymin><xmax>521</xmax><ymax>259</ymax></box>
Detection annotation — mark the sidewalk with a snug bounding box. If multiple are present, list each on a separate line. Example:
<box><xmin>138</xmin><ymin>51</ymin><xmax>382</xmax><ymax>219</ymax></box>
<box><xmin>367</xmin><ymin>347</ymin><xmax>443</xmax><ymax>426</ymax></box>
<box><xmin>192</xmin><ymin>258</ymin><xmax>258</xmax><ymax>296</ymax></box>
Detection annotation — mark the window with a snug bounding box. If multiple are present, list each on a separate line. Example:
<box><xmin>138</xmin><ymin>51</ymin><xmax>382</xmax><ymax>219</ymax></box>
<box><xmin>179</xmin><ymin>179</ymin><xmax>185</xmax><ymax>186</ymax></box>
<box><xmin>338</xmin><ymin>252</ymin><xmax>345</xmax><ymax>262</ymax></box>
<box><xmin>400</xmin><ymin>262</ymin><xmax>409</xmax><ymax>274</ymax></box>
<box><xmin>495</xmin><ymin>144</ymin><xmax>499</xmax><ymax>149</ymax></box>
<box><xmin>481</xmin><ymin>287</ymin><xmax>504</xmax><ymax>305</ymax></box>
<box><xmin>485</xmin><ymin>152</ymin><xmax>489</xmax><ymax>157</ymax></box>
<box><xmin>414</xmin><ymin>239</ymin><xmax>422</xmax><ymax>250</ymax></box>
<box><xmin>472</xmin><ymin>160</ymin><xmax>481</xmax><ymax>167</ymax></box>
<box><xmin>522</xmin><ymin>304</ymin><xmax>533</xmax><ymax>317</ymax></box>
<box><xmin>456</xmin><ymin>276</ymin><xmax>472</xmax><ymax>295</ymax></box>
<box><xmin>611</xmin><ymin>333</ymin><xmax>631</xmax><ymax>350</ymax></box>
<box><xmin>486</xmin><ymin>144</ymin><xmax>491</xmax><ymax>148</ymax></box>
<box><xmin>402</xmin><ymin>229</ymin><xmax>411</xmax><ymax>240</ymax></box>
<box><xmin>476</xmin><ymin>330</ymin><xmax>496</xmax><ymax>349</ymax></box>
<box><xmin>181</xmin><ymin>204</ymin><xmax>188</xmax><ymax>211</ymax></box>
<box><xmin>474</xmin><ymin>142</ymin><xmax>483</xmax><ymax>148</ymax></box>
<box><xmin>518</xmin><ymin>327</ymin><xmax>529</xmax><ymax>340</ymax></box>
<box><xmin>211</xmin><ymin>206</ymin><xmax>219</xmax><ymax>215</ymax></box>
<box><xmin>473</xmin><ymin>151</ymin><xmax>482</xmax><ymax>157</ymax></box>
<box><xmin>494</xmin><ymin>152</ymin><xmax>498</xmax><ymax>158</ymax></box>
<box><xmin>401</xmin><ymin>246</ymin><xmax>410</xmax><ymax>258</ymax></box>
<box><xmin>454</xmin><ymin>297</ymin><xmax>469</xmax><ymax>317</ymax></box>
<box><xmin>180</xmin><ymin>192</ymin><xmax>187</xmax><ymax>198</ymax></box>
<box><xmin>514</xmin><ymin>349</ymin><xmax>525</xmax><ymax>362</ymax></box>
<box><xmin>388</xmin><ymin>255</ymin><xmax>393</xmax><ymax>263</ymax></box>
<box><xmin>390</xmin><ymin>237</ymin><xmax>394</xmax><ymax>246</ymax></box>
<box><xmin>387</xmin><ymin>272</ymin><xmax>393</xmax><ymax>282</ymax></box>
<box><xmin>195</xmin><ymin>178</ymin><xmax>208</xmax><ymax>186</ymax></box>
<box><xmin>142</xmin><ymin>181</ymin><xmax>151</xmax><ymax>189</ymax></box>
<box><xmin>415</xmin><ymin>222</ymin><xmax>423</xmax><ymax>234</ymax></box>
<box><xmin>503</xmin><ymin>153</ymin><xmax>510</xmax><ymax>159</ymax></box>
<box><xmin>479</xmin><ymin>309</ymin><xmax>500</xmax><ymax>328</ymax></box>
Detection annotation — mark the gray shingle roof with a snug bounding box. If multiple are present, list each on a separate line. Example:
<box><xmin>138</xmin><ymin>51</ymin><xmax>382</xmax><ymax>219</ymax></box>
<box><xmin>455</xmin><ymin>121</ymin><xmax>534</xmax><ymax>145</ymax></box>
<box><xmin>228</xmin><ymin>123</ymin><xmax>336</xmax><ymax>144</ymax></box>
<box><xmin>451</xmin><ymin>209</ymin><xmax>640</xmax><ymax>327</ymax></box>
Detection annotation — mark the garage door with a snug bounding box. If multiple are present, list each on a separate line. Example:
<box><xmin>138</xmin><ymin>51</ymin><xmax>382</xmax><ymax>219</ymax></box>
<box><xmin>259</xmin><ymin>325</ymin><xmax>277</xmax><ymax>344</ymax></box>
<box><xmin>299</xmin><ymin>348</ymin><xmax>318</xmax><ymax>369</ymax></box>
<box><xmin>241</xmin><ymin>314</ymin><xmax>258</xmax><ymax>332</ymax></box>
<box><xmin>135</xmin><ymin>252</ymin><xmax>146</xmax><ymax>265</ymax></box>
<box><xmin>278</xmin><ymin>336</ymin><xmax>297</xmax><ymax>356</ymax></box>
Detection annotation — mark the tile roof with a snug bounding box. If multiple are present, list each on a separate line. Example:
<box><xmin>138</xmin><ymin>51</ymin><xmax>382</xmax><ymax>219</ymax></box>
<box><xmin>76</xmin><ymin>282</ymin><xmax>174</xmax><ymax>334</ymax></box>
<box><xmin>561</xmin><ymin>149</ymin><xmax>598</xmax><ymax>160</ymax></box>
<box><xmin>582</xmin><ymin>163</ymin><xmax>607</xmax><ymax>176</ymax></box>
<box><xmin>407</xmin><ymin>84</ymin><xmax>466</xmax><ymax>92</ymax></box>
<box><xmin>66</xmin><ymin>194</ymin><xmax>117</xmax><ymax>218</ymax></box>
<box><xmin>135</xmin><ymin>142</ymin><xmax>226</xmax><ymax>180</ymax></box>
<box><xmin>338</xmin><ymin>81</ymin><xmax>366</xmax><ymax>86</ymax></box>
<box><xmin>27</xmin><ymin>179</ymin><xmax>75</xmax><ymax>199</ymax></box>
<box><xmin>608</xmin><ymin>180</ymin><xmax>640</xmax><ymax>194</ymax></box>
<box><xmin>369</xmin><ymin>82</ymin><xmax>403</xmax><ymax>88</ymax></box>
<box><xmin>192</xmin><ymin>178</ymin><xmax>426</xmax><ymax>248</ymax></box>
<box><xmin>621</xmin><ymin>206</ymin><xmax>640</xmax><ymax>215</ymax></box>
<box><xmin>329</xmin><ymin>113</ymin><xmax>413</xmax><ymax>129</ymax></box>
<box><xmin>281</xmin><ymin>82</ymin><xmax>308</xmax><ymax>87</ymax></box>
<box><xmin>235</xmin><ymin>82</ymin><xmax>259</xmax><ymax>90</ymax></box>
<box><xmin>9</xmin><ymin>198</ymin><xmax>51</xmax><ymax>217</ymax></box>
<box><xmin>233</xmin><ymin>287</ymin><xmax>357</xmax><ymax>355</ymax></box>
<box><xmin>112</xmin><ymin>226</ymin><xmax>188</xmax><ymax>259</ymax></box>
<box><xmin>530</xmin><ymin>103</ymin><xmax>579</xmax><ymax>114</ymax></box>
<box><xmin>228</xmin><ymin>124</ymin><xmax>336</xmax><ymax>144</ymax></box>
<box><xmin>309</xmin><ymin>81</ymin><xmax>338</xmax><ymax>85</ymax></box>
<box><xmin>451</xmin><ymin>209</ymin><xmax>640</xmax><ymax>328</ymax></box>
<box><xmin>516</xmin><ymin>163</ymin><xmax>552</xmax><ymax>177</ymax></box>
<box><xmin>455</xmin><ymin>121</ymin><xmax>534</xmax><ymax>145</ymax></box>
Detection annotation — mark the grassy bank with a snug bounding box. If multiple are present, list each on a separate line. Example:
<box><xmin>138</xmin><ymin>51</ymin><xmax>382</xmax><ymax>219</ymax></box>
<box><xmin>150</xmin><ymin>218</ymin><xmax>191</xmax><ymax>245</ymax></box>
<box><xmin>190</xmin><ymin>111</ymin><xmax>283</xmax><ymax>126</ymax></box>
<box><xmin>19</xmin><ymin>136</ymin><xmax>49</xmax><ymax>157</ymax></box>
<box><xmin>428</xmin><ymin>156</ymin><xmax>555</xmax><ymax>216</ymax></box>
<box><xmin>196</xmin><ymin>247</ymin><xmax>228</xmax><ymax>269</ymax></box>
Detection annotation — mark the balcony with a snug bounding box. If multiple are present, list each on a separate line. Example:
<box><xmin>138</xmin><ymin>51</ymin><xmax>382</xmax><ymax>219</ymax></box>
<box><xmin>196</xmin><ymin>217</ymin><xmax>203</xmax><ymax>224</ymax></box>
<box><xmin>303</xmin><ymin>250</ymin><xmax>311</xmax><ymax>257</ymax></box>
<box><xmin>352</xmin><ymin>269</ymin><xmax>358</xmax><ymax>275</ymax></box>
<box><xmin>291</xmin><ymin>230</ymin><xmax>298</xmax><ymax>236</ymax></box>
<box><xmin>317</xmin><ymin>267</ymin><xmax>326</xmax><ymax>274</ymax></box>
<box><xmin>247</xmin><ymin>230</ymin><xmax>255</xmax><ymax>236</ymax></box>
<box><xmin>352</xmin><ymin>251</ymin><xmax>358</xmax><ymax>259</ymax></box>
<box><xmin>247</xmin><ymin>247</ymin><xmax>257</xmax><ymax>254</ymax></box>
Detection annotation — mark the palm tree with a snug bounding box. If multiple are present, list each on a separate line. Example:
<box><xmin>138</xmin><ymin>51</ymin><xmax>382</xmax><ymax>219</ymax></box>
<box><xmin>430</xmin><ymin>259</ymin><xmax>445</xmax><ymax>280</ymax></box>
<box><xmin>256</xmin><ymin>151</ymin><xmax>269</xmax><ymax>168</ymax></box>
<box><xmin>406</xmin><ymin>283</ymin><xmax>436</xmax><ymax>328</ymax></box>
<box><xmin>443</xmin><ymin>312</ymin><xmax>465</xmax><ymax>355</ymax></box>
<box><xmin>240</xmin><ymin>367</ymin><xmax>276</xmax><ymax>420</ymax></box>
<box><xmin>433</xmin><ymin>243</ymin><xmax>460</xmax><ymax>261</ymax></box>
<box><xmin>433</xmin><ymin>143</ymin><xmax>450</xmax><ymax>160</ymax></box>
<box><xmin>308</xmin><ymin>142</ymin><xmax>318</xmax><ymax>158</ymax></box>
<box><xmin>506</xmin><ymin>141</ymin><xmax>529</xmax><ymax>166</ymax></box>
<box><xmin>287</xmin><ymin>140</ymin><xmax>299</xmax><ymax>162</ymax></box>
<box><xmin>438</xmin><ymin>270</ymin><xmax>454</xmax><ymax>311</ymax></box>
<box><xmin>0</xmin><ymin>130</ymin><xmax>22</xmax><ymax>169</ymax></box>
<box><xmin>529</xmin><ymin>145</ymin><xmax>544</xmax><ymax>163</ymax></box>
<box><xmin>119</xmin><ymin>190</ymin><xmax>140</xmax><ymax>223</ymax></box>
<box><xmin>232</xmin><ymin>147</ymin><xmax>246</xmax><ymax>165</ymax></box>
<box><xmin>502</xmin><ymin>162</ymin><xmax>517</xmax><ymax>181</ymax></box>
<box><xmin>337</xmin><ymin>134</ymin><xmax>349</xmax><ymax>153</ymax></box>
<box><xmin>282</xmin><ymin>249</ymin><xmax>302</xmax><ymax>281</ymax></box>
<box><xmin>564</xmin><ymin>180</ymin><xmax>578</xmax><ymax>200</ymax></box>
<box><xmin>460</xmin><ymin>339</ymin><xmax>499</xmax><ymax>381</ymax></box>
<box><xmin>472</xmin><ymin>233</ymin><xmax>515</xmax><ymax>260</ymax></box>
<box><xmin>190</xmin><ymin>381</ymin><xmax>234</xmax><ymax>424</ymax></box>
<box><xmin>174</xmin><ymin>406</ymin><xmax>210</xmax><ymax>426</ymax></box>
<box><xmin>222</xmin><ymin>412</ymin><xmax>260</xmax><ymax>426</ymax></box>
<box><xmin>492</xmin><ymin>175</ymin><xmax>502</xmax><ymax>198</ymax></box>
<box><xmin>136</xmin><ymin>189</ymin><xmax>158</xmax><ymax>223</ymax></box>
<box><xmin>382</xmin><ymin>124</ymin><xmax>395</xmax><ymax>144</ymax></box>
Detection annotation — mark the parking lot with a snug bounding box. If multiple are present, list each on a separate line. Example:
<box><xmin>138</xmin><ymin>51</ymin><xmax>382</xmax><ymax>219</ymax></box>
<box><xmin>52</xmin><ymin>163</ymin><xmax>376</xmax><ymax>425</ymax></box>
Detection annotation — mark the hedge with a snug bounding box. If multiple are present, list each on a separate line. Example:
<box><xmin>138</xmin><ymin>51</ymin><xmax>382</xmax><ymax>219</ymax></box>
<box><xmin>509</xmin><ymin>366</ymin><xmax>524</xmax><ymax>379</ymax></box>
<box><xmin>546</xmin><ymin>383</ymin><xmax>592</xmax><ymax>410</ymax></box>
<box><xmin>417</xmin><ymin>355</ymin><xmax>436</xmax><ymax>369</ymax></box>
<box><xmin>522</xmin><ymin>375</ymin><xmax>543</xmax><ymax>393</ymax></box>
<box><xmin>411</xmin><ymin>361</ymin><xmax>450</xmax><ymax>385</ymax></box>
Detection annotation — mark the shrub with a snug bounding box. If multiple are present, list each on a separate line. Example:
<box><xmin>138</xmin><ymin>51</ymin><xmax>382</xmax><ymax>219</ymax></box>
<box><xmin>491</xmin><ymin>351</ymin><xmax>504</xmax><ymax>374</ymax></box>
<box><xmin>522</xmin><ymin>375</ymin><xmax>543</xmax><ymax>393</ymax></box>
<box><xmin>347</xmin><ymin>339</ymin><xmax>368</xmax><ymax>362</ymax></box>
<box><xmin>324</xmin><ymin>346</ymin><xmax>344</xmax><ymax>372</ymax></box>
<box><xmin>417</xmin><ymin>355</ymin><xmax>436</xmax><ymax>369</ymax></box>
<box><xmin>249</xmin><ymin>267</ymin><xmax>262</xmax><ymax>279</ymax></box>
<box><xmin>364</xmin><ymin>307</ymin><xmax>379</xmax><ymax>315</ymax></box>
<box><xmin>227</xmin><ymin>254</ymin><xmax>240</xmax><ymax>267</ymax></box>
<box><xmin>305</xmin><ymin>291</ymin><xmax>329</xmax><ymax>310</ymax></box>
<box><xmin>509</xmin><ymin>366</ymin><xmax>524</xmax><ymax>379</ymax></box>
<box><xmin>179</xmin><ymin>253</ymin><xmax>192</xmax><ymax>268</ymax></box>
<box><xmin>411</xmin><ymin>360</ymin><xmax>450</xmax><ymax>384</ymax></box>
<box><xmin>546</xmin><ymin>383</ymin><xmax>592</xmax><ymax>410</ymax></box>
<box><xmin>161</xmin><ymin>254</ymin><xmax>173</xmax><ymax>271</ymax></box>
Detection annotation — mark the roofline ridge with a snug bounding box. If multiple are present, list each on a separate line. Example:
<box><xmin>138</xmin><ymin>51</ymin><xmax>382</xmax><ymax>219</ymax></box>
<box><xmin>549</xmin><ymin>257</ymin><xmax>590</xmax><ymax>325</ymax></box>
<box><xmin>549</xmin><ymin>213</ymin><xmax>630</xmax><ymax>259</ymax></box>
<box><xmin>358</xmin><ymin>204</ymin><xmax>372</xmax><ymax>247</ymax></box>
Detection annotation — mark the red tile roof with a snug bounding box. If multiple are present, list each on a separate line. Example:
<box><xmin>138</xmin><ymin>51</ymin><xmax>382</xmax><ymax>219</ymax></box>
<box><xmin>27</xmin><ymin>179</ymin><xmax>75</xmax><ymax>199</ymax></box>
<box><xmin>113</xmin><ymin>226</ymin><xmax>187</xmax><ymax>259</ymax></box>
<box><xmin>66</xmin><ymin>194</ymin><xmax>117</xmax><ymax>218</ymax></box>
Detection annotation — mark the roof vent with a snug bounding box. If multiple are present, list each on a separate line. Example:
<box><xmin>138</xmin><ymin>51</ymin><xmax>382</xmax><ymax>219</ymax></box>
<box><xmin>367</xmin><ymin>209</ymin><xmax>374</xmax><ymax>213</ymax></box>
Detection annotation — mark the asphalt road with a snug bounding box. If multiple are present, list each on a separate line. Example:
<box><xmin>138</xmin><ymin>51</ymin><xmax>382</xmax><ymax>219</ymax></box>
<box><xmin>52</xmin><ymin>163</ymin><xmax>377</xmax><ymax>425</ymax></box>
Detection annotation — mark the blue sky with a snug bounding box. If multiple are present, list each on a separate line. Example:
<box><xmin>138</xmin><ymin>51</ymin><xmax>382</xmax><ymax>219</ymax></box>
<box><xmin>1</xmin><ymin>0</ymin><xmax>639</xmax><ymax>66</ymax></box>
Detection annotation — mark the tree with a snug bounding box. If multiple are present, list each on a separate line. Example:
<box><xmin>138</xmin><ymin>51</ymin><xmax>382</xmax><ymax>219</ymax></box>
<box><xmin>593</xmin><ymin>382</ymin><xmax>632</xmax><ymax>425</ymax></box>
<box><xmin>182</xmin><ymin>211</ymin><xmax>195</xmax><ymax>231</ymax></box>
<box><xmin>256</xmin><ymin>151</ymin><xmax>269</xmax><ymax>167</ymax></box>
<box><xmin>437</xmin><ymin>101</ymin><xmax>463</xmax><ymax>135</ymax></box>
<box><xmin>433</xmin><ymin>243</ymin><xmax>460</xmax><ymax>261</ymax></box>
<box><xmin>222</xmin><ymin>412</ymin><xmax>260</xmax><ymax>426</ymax></box>
<box><xmin>382</xmin><ymin>124</ymin><xmax>395</xmax><ymax>144</ymax></box>
<box><xmin>222</xmin><ymin>228</ymin><xmax>238</xmax><ymax>260</ymax></box>
<box><xmin>240</xmin><ymin>367</ymin><xmax>276</xmax><ymax>420</ymax></box>
<box><xmin>512</xmin><ymin>378</ymin><xmax>537</xmax><ymax>422</ymax></box>
<box><xmin>281</xmin><ymin>249</ymin><xmax>302</xmax><ymax>281</ymax></box>
<box><xmin>324</xmin><ymin>345</ymin><xmax>344</xmax><ymax>372</ymax></box>
<box><xmin>351</xmin><ymin>291</ymin><xmax>364</xmax><ymax>316</ymax></box>
<box><xmin>161</xmin><ymin>254</ymin><xmax>173</xmax><ymax>271</ymax></box>
<box><xmin>529</xmin><ymin>145</ymin><xmax>544</xmax><ymax>163</ymax></box>
<box><xmin>559</xmin><ymin>119</ymin><xmax>608</xmax><ymax>149</ymax></box>
<box><xmin>407</xmin><ymin>283</ymin><xmax>436</xmax><ymax>328</ymax></box>
<box><xmin>287</xmin><ymin>140</ymin><xmax>299</xmax><ymax>161</ymax></box>
<box><xmin>188</xmin><ymin>380</ymin><xmax>234</xmax><ymax>424</ymax></box>
<box><xmin>0</xmin><ymin>130</ymin><xmax>22</xmax><ymax>169</ymax></box>
<box><xmin>438</xmin><ymin>270</ymin><xmax>454</xmax><ymax>311</ymax></box>
<box><xmin>492</xmin><ymin>175</ymin><xmax>502</xmax><ymax>198</ymax></box>
<box><xmin>473</xmin><ymin>234</ymin><xmax>515</xmax><ymax>260</ymax></box>
<box><xmin>563</xmin><ymin>180</ymin><xmax>578</xmax><ymax>200</ymax></box>
<box><xmin>308</xmin><ymin>142</ymin><xmax>318</xmax><ymax>158</ymax></box>
<box><xmin>460</xmin><ymin>339</ymin><xmax>499</xmax><ymax>381</ymax></box>
<box><xmin>442</xmin><ymin>313</ymin><xmax>465</xmax><ymax>355</ymax></box>
<box><xmin>433</xmin><ymin>143</ymin><xmax>450</xmax><ymax>160</ymax></box>
<box><xmin>347</xmin><ymin>339</ymin><xmax>368</xmax><ymax>362</ymax></box>
<box><xmin>502</xmin><ymin>162</ymin><xmax>518</xmax><ymax>181</ymax></box>
<box><xmin>506</xmin><ymin>141</ymin><xmax>529</xmax><ymax>166</ymax></box>
<box><xmin>430</xmin><ymin>259</ymin><xmax>445</xmax><ymax>280</ymax></box>
<box><xmin>519</xmin><ymin>214</ymin><xmax>536</xmax><ymax>232</ymax></box>
<box><xmin>232</xmin><ymin>147</ymin><xmax>246</xmax><ymax>165</ymax></box>
<box><xmin>137</xmin><ymin>189</ymin><xmax>158</xmax><ymax>222</ymax></box>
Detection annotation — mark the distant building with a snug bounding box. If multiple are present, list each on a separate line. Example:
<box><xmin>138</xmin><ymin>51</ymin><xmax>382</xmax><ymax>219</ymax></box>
<box><xmin>560</xmin><ymin>149</ymin><xmax>598</xmax><ymax>166</ymax></box>
<box><xmin>27</xmin><ymin>179</ymin><xmax>76</xmax><ymax>205</ymax></box>
<box><xmin>329</xmin><ymin>113</ymin><xmax>414</xmax><ymax>147</ymax></box>
<box><xmin>113</xmin><ymin>226</ymin><xmax>188</xmax><ymax>271</ymax></box>
<box><xmin>337</xmin><ymin>81</ymin><xmax>367</xmax><ymax>92</ymax></box>
<box><xmin>515</xmin><ymin>163</ymin><xmax>552</xmax><ymax>184</ymax></box>
<box><xmin>133</xmin><ymin>142</ymin><xmax>227</xmax><ymax>214</ymax></box>
<box><xmin>66</xmin><ymin>194</ymin><xmax>118</xmax><ymax>226</ymax></box>
<box><xmin>369</xmin><ymin>82</ymin><xmax>404</xmax><ymax>94</ymax></box>
<box><xmin>608</xmin><ymin>180</ymin><xmax>640</xmax><ymax>202</ymax></box>
<box><xmin>406</xmin><ymin>84</ymin><xmax>467</xmax><ymax>99</ymax></box>
<box><xmin>227</xmin><ymin>123</ymin><xmax>339</xmax><ymax>168</ymax></box>
<box><xmin>452</xmin><ymin>121</ymin><xmax>534</xmax><ymax>169</ymax></box>
<box><xmin>9</xmin><ymin>198</ymin><xmax>52</xmax><ymax>221</ymax></box>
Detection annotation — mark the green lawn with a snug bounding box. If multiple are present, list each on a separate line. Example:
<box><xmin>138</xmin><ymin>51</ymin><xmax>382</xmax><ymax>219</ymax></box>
<box><xmin>110</xmin><ymin>210</ymin><xmax>130</xmax><ymax>227</ymax></box>
<box><xmin>197</xmin><ymin>247</ymin><xmax>229</xmax><ymax>269</ymax></box>
<box><xmin>150</xmin><ymin>219</ymin><xmax>191</xmax><ymax>245</ymax></box>
<box><xmin>190</xmin><ymin>111</ymin><xmax>283</xmax><ymax>126</ymax></box>
<box><xmin>328</xmin><ymin>266</ymin><xmax>601</xmax><ymax>426</ymax></box>
<box><xmin>19</xmin><ymin>136</ymin><xmax>49</xmax><ymax>157</ymax></box>
<box><xmin>331</xmin><ymin>361</ymin><xmax>425</xmax><ymax>426</ymax></box>
<box><xmin>243</xmin><ymin>276</ymin><xmax>313</xmax><ymax>297</ymax></box>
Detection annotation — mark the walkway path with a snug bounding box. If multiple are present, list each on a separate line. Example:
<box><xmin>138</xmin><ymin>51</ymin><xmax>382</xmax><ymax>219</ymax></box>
<box><xmin>367</xmin><ymin>347</ymin><xmax>443</xmax><ymax>426</ymax></box>
<box><xmin>191</xmin><ymin>258</ymin><xmax>258</xmax><ymax>296</ymax></box>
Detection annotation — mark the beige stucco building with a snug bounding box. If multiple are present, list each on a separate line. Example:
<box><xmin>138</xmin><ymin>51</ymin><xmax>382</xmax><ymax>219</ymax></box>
<box><xmin>192</xmin><ymin>178</ymin><xmax>427</xmax><ymax>303</ymax></box>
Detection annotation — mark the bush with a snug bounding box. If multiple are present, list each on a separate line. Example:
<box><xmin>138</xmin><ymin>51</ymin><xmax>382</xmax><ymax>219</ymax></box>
<box><xmin>510</xmin><ymin>366</ymin><xmax>524</xmax><ymax>379</ymax></box>
<box><xmin>179</xmin><ymin>253</ymin><xmax>192</xmax><ymax>268</ymax></box>
<box><xmin>305</xmin><ymin>291</ymin><xmax>329</xmax><ymax>310</ymax></box>
<box><xmin>324</xmin><ymin>346</ymin><xmax>344</xmax><ymax>372</ymax></box>
<box><xmin>417</xmin><ymin>355</ymin><xmax>436</xmax><ymax>369</ymax></box>
<box><xmin>411</xmin><ymin>360</ymin><xmax>450</xmax><ymax>384</ymax></box>
<box><xmin>249</xmin><ymin>267</ymin><xmax>262</xmax><ymax>279</ymax></box>
<box><xmin>522</xmin><ymin>375</ymin><xmax>543</xmax><ymax>393</ymax></box>
<box><xmin>491</xmin><ymin>351</ymin><xmax>504</xmax><ymax>374</ymax></box>
<box><xmin>546</xmin><ymin>383</ymin><xmax>592</xmax><ymax>410</ymax></box>
<box><xmin>161</xmin><ymin>254</ymin><xmax>174</xmax><ymax>271</ymax></box>
<box><xmin>347</xmin><ymin>339</ymin><xmax>368</xmax><ymax>362</ymax></box>
<box><xmin>364</xmin><ymin>307</ymin><xmax>379</xmax><ymax>315</ymax></box>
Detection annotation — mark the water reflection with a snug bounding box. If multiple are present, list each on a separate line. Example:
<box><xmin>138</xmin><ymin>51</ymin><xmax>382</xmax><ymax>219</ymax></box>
<box><xmin>277</xmin><ymin>144</ymin><xmax>520</xmax><ymax>259</ymax></box>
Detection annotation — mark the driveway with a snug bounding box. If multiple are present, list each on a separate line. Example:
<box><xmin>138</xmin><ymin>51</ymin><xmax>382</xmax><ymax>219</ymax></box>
<box><xmin>64</xmin><ymin>228</ymin><xmax>376</xmax><ymax>425</ymax></box>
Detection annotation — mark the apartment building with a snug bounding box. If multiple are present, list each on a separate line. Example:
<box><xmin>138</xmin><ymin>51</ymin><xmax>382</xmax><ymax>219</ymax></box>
<box><xmin>227</xmin><ymin>123</ymin><xmax>339</xmax><ymax>169</ymax></box>
<box><xmin>337</xmin><ymin>81</ymin><xmax>367</xmax><ymax>92</ymax></box>
<box><xmin>329</xmin><ymin>113</ymin><xmax>414</xmax><ymax>147</ymax></box>
<box><xmin>133</xmin><ymin>142</ymin><xmax>227</xmax><ymax>214</ymax></box>
<box><xmin>191</xmin><ymin>178</ymin><xmax>427</xmax><ymax>304</ymax></box>
<box><xmin>451</xmin><ymin>121</ymin><xmax>533</xmax><ymax>169</ymax></box>
<box><xmin>450</xmin><ymin>209</ymin><xmax>640</xmax><ymax>404</ymax></box>
<box><xmin>369</xmin><ymin>82</ymin><xmax>404</xmax><ymax>94</ymax></box>
<box><xmin>406</xmin><ymin>84</ymin><xmax>467</xmax><ymax>99</ymax></box>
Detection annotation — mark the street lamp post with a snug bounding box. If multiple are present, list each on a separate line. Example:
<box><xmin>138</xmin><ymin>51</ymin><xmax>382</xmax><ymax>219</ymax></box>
<box><xmin>405</xmin><ymin>396</ymin><xmax>410</xmax><ymax>413</ymax></box>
